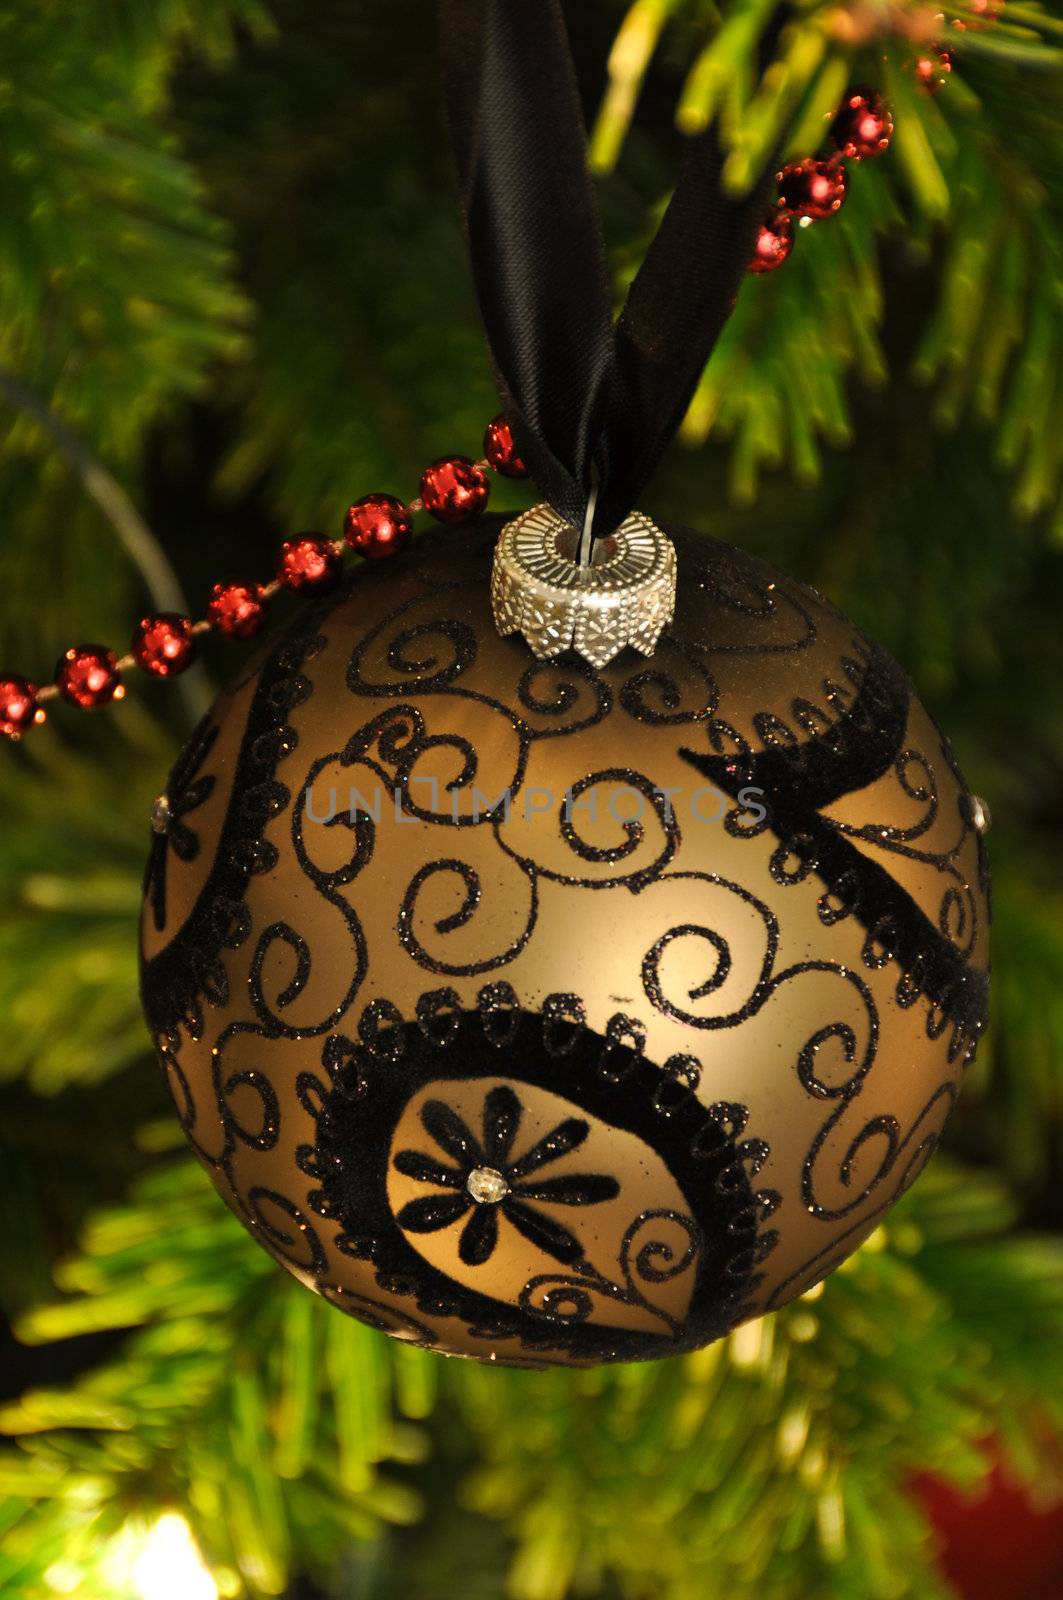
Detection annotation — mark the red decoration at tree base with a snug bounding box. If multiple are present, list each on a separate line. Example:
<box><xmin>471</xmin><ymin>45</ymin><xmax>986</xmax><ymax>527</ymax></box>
<box><xmin>915</xmin><ymin>1454</ymin><xmax>1063</xmax><ymax>1600</ymax></box>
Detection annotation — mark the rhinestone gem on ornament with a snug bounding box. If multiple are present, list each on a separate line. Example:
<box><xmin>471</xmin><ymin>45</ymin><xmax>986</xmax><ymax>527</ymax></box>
<box><xmin>968</xmin><ymin>794</ymin><xmax>991</xmax><ymax>834</ymax></box>
<box><xmin>466</xmin><ymin>1167</ymin><xmax>510</xmax><ymax>1204</ymax></box>
<box><xmin>151</xmin><ymin>793</ymin><xmax>173</xmax><ymax>835</ymax></box>
<box><xmin>491</xmin><ymin>503</ymin><xmax>676</xmax><ymax>667</ymax></box>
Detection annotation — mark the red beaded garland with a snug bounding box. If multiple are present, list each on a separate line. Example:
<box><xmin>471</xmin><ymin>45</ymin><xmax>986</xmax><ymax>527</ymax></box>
<box><xmin>420</xmin><ymin>455</ymin><xmax>490</xmax><ymax>526</ymax></box>
<box><xmin>831</xmin><ymin>90</ymin><xmax>894</xmax><ymax>161</ymax></box>
<box><xmin>483</xmin><ymin>415</ymin><xmax>528</xmax><ymax>478</ymax></box>
<box><xmin>55</xmin><ymin>645</ymin><xmax>124</xmax><ymax>708</ymax></box>
<box><xmin>0</xmin><ymin>675</ymin><xmax>45</xmax><ymax>739</ymax></box>
<box><xmin>344</xmin><ymin>494</ymin><xmax>414</xmax><ymax>561</ymax></box>
<box><xmin>747</xmin><ymin>209</ymin><xmax>794</xmax><ymax>274</ymax></box>
<box><xmin>278</xmin><ymin>535</ymin><xmax>343</xmax><ymax>593</ymax></box>
<box><xmin>30</xmin><ymin>317</ymin><xmax>972</xmax><ymax>728</ymax></box>
<box><xmin>132</xmin><ymin>613</ymin><xmax>196</xmax><ymax>677</ymax></box>
<box><xmin>208</xmin><ymin>582</ymin><xmax>268</xmax><ymax>639</ymax></box>
<box><xmin>0</xmin><ymin>82</ymin><xmax>908</xmax><ymax>737</ymax></box>
<box><xmin>914</xmin><ymin>49</ymin><xmax>954</xmax><ymax>91</ymax></box>
<box><xmin>777</xmin><ymin>159</ymin><xmax>848</xmax><ymax>221</ymax></box>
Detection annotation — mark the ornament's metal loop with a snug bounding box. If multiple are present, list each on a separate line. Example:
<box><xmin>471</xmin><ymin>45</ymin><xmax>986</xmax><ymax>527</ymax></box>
<box><xmin>577</xmin><ymin>481</ymin><xmax>598</xmax><ymax>569</ymax></box>
<box><xmin>491</xmin><ymin>503</ymin><xmax>677</xmax><ymax>668</ymax></box>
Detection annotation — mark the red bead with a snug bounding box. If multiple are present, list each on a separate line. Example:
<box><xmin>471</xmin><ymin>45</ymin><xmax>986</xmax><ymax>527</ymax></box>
<box><xmin>747</xmin><ymin>208</ymin><xmax>794</xmax><ymax>274</ymax></box>
<box><xmin>208</xmin><ymin>582</ymin><xmax>268</xmax><ymax>639</ymax></box>
<box><xmin>777</xmin><ymin>159</ymin><xmax>848</xmax><ymax>221</ymax></box>
<box><xmin>278</xmin><ymin>535</ymin><xmax>343</xmax><ymax>593</ymax></box>
<box><xmin>483</xmin><ymin>415</ymin><xmax>528</xmax><ymax>478</ymax></box>
<box><xmin>55</xmin><ymin>644</ymin><xmax>124</xmax><ymax>709</ymax></box>
<box><xmin>914</xmin><ymin>49</ymin><xmax>953</xmax><ymax>91</ymax></box>
<box><xmin>0</xmin><ymin>675</ymin><xmax>45</xmax><ymax>739</ymax></box>
<box><xmin>132</xmin><ymin>613</ymin><xmax>196</xmax><ymax>677</ymax></box>
<box><xmin>420</xmin><ymin>456</ymin><xmax>490</xmax><ymax>526</ymax></box>
<box><xmin>344</xmin><ymin>494</ymin><xmax>414</xmax><ymax>560</ymax></box>
<box><xmin>831</xmin><ymin>89</ymin><xmax>894</xmax><ymax>161</ymax></box>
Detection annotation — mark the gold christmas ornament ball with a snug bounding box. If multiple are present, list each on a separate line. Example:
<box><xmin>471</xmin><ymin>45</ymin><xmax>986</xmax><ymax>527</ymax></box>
<box><xmin>141</xmin><ymin>514</ymin><xmax>989</xmax><ymax>1366</ymax></box>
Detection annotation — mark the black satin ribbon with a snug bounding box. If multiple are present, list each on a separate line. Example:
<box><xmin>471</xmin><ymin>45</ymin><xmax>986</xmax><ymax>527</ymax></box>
<box><xmin>438</xmin><ymin>0</ymin><xmax>783</xmax><ymax>537</ymax></box>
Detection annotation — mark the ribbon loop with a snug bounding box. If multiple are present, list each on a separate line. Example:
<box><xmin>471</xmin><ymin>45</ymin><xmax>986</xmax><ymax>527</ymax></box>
<box><xmin>438</xmin><ymin>0</ymin><xmax>781</xmax><ymax>537</ymax></box>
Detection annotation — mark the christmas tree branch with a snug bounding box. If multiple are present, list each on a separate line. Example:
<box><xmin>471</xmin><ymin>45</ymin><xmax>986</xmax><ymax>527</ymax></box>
<box><xmin>2</xmin><ymin>1157</ymin><xmax>1060</xmax><ymax>1600</ymax></box>
<box><xmin>0</xmin><ymin>369</ymin><xmax>212</xmax><ymax>724</ymax></box>
<box><xmin>0</xmin><ymin>1158</ymin><xmax>427</xmax><ymax>1599</ymax></box>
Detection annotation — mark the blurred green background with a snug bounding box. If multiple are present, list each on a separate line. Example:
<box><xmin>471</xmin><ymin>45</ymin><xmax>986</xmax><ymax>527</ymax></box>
<box><xmin>2</xmin><ymin>2</ymin><xmax>1063</xmax><ymax>1597</ymax></box>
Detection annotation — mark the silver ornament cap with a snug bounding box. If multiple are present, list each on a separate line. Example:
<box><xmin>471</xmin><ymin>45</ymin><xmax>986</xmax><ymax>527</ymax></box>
<box><xmin>491</xmin><ymin>502</ymin><xmax>676</xmax><ymax>668</ymax></box>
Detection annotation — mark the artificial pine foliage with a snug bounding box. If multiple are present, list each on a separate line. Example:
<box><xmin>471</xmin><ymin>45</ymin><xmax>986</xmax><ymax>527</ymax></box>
<box><xmin>1</xmin><ymin>1</ymin><xmax>1062</xmax><ymax>1596</ymax></box>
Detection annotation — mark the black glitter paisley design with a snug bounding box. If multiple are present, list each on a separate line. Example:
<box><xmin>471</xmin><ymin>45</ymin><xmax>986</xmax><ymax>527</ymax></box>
<box><xmin>141</xmin><ymin>596</ymin><xmax>330</xmax><ymax>1038</ymax></box>
<box><xmin>144</xmin><ymin>718</ymin><xmax>219</xmax><ymax>932</ymax></box>
<box><xmin>394</xmin><ymin>1085</ymin><xmax>620</xmax><ymax>1267</ymax></box>
<box><xmin>140</xmin><ymin>515</ymin><xmax>989</xmax><ymax>1362</ymax></box>
<box><xmin>309</xmin><ymin>997</ymin><xmax>774</xmax><ymax>1362</ymax></box>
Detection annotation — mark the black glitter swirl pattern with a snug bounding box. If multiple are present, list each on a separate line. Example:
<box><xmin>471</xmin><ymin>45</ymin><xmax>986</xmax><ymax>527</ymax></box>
<box><xmin>140</xmin><ymin>516</ymin><xmax>989</xmax><ymax>1360</ymax></box>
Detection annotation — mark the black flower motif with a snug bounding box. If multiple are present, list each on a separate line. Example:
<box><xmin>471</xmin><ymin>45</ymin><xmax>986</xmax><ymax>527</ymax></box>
<box><xmin>393</xmin><ymin>1085</ymin><xmax>620</xmax><ymax>1267</ymax></box>
<box><xmin>145</xmin><ymin>720</ymin><xmax>219</xmax><ymax>932</ymax></box>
